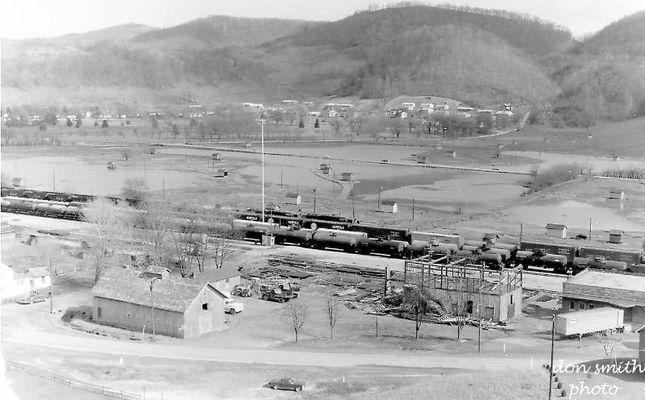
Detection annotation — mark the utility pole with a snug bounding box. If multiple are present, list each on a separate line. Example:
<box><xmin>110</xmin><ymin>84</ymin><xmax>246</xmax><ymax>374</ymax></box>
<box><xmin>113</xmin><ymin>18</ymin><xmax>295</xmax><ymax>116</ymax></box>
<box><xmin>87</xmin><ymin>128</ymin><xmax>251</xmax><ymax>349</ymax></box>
<box><xmin>49</xmin><ymin>258</ymin><xmax>54</xmax><ymax>314</ymax></box>
<box><xmin>588</xmin><ymin>218</ymin><xmax>592</xmax><ymax>241</ymax></box>
<box><xmin>478</xmin><ymin>275</ymin><xmax>482</xmax><ymax>353</ymax></box>
<box><xmin>313</xmin><ymin>188</ymin><xmax>317</xmax><ymax>214</ymax></box>
<box><xmin>377</xmin><ymin>186</ymin><xmax>383</xmax><ymax>211</ymax></box>
<box><xmin>519</xmin><ymin>222</ymin><xmax>523</xmax><ymax>243</ymax></box>
<box><xmin>150</xmin><ymin>277</ymin><xmax>160</xmax><ymax>339</ymax></box>
<box><xmin>412</xmin><ymin>197</ymin><xmax>415</xmax><ymax>221</ymax></box>
<box><xmin>52</xmin><ymin>170</ymin><xmax>56</xmax><ymax>192</ymax></box>
<box><xmin>351</xmin><ymin>191</ymin><xmax>355</xmax><ymax>221</ymax></box>
<box><xmin>259</xmin><ymin>117</ymin><xmax>267</xmax><ymax>222</ymax></box>
<box><xmin>548</xmin><ymin>314</ymin><xmax>555</xmax><ymax>400</ymax></box>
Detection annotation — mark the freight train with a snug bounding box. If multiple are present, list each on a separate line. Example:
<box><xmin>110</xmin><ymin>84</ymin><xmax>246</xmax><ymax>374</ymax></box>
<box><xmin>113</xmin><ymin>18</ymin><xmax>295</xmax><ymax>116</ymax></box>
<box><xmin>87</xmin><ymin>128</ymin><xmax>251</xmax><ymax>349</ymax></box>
<box><xmin>2</xmin><ymin>188</ymin><xmax>644</xmax><ymax>274</ymax></box>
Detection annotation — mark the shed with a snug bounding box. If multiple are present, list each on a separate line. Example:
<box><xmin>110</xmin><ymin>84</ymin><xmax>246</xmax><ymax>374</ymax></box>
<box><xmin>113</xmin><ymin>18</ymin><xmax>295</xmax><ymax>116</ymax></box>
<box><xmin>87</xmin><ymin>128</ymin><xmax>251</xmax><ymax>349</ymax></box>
<box><xmin>285</xmin><ymin>193</ymin><xmax>302</xmax><ymax>205</ymax></box>
<box><xmin>546</xmin><ymin>223</ymin><xmax>567</xmax><ymax>239</ymax></box>
<box><xmin>107</xmin><ymin>161</ymin><xmax>116</xmax><ymax>170</ymax></box>
<box><xmin>211</xmin><ymin>153</ymin><xmax>221</xmax><ymax>161</ymax></box>
<box><xmin>340</xmin><ymin>172</ymin><xmax>353</xmax><ymax>182</ymax></box>
<box><xmin>320</xmin><ymin>164</ymin><xmax>332</xmax><ymax>174</ymax></box>
<box><xmin>380</xmin><ymin>200</ymin><xmax>398</xmax><ymax>213</ymax></box>
<box><xmin>608</xmin><ymin>230</ymin><xmax>624</xmax><ymax>244</ymax></box>
<box><xmin>140</xmin><ymin>266</ymin><xmax>171</xmax><ymax>280</ymax></box>
<box><xmin>609</xmin><ymin>190</ymin><xmax>625</xmax><ymax>200</ymax></box>
<box><xmin>562</xmin><ymin>269</ymin><xmax>645</xmax><ymax>325</ymax></box>
<box><xmin>92</xmin><ymin>268</ymin><xmax>227</xmax><ymax>338</ymax></box>
<box><xmin>215</xmin><ymin>168</ymin><xmax>228</xmax><ymax>178</ymax></box>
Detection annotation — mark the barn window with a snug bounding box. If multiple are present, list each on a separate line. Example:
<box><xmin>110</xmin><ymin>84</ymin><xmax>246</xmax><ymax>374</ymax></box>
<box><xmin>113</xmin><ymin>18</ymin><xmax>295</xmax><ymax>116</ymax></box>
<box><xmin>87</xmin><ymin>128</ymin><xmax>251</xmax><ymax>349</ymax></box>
<box><xmin>589</xmin><ymin>304</ymin><xmax>594</xmax><ymax>309</ymax></box>
<box><xmin>569</xmin><ymin>301</ymin><xmax>575</xmax><ymax>310</ymax></box>
<box><xmin>510</xmin><ymin>295</ymin><xmax>514</xmax><ymax>304</ymax></box>
<box><xmin>466</xmin><ymin>301</ymin><xmax>473</xmax><ymax>314</ymax></box>
<box><xmin>580</xmin><ymin>303</ymin><xmax>586</xmax><ymax>310</ymax></box>
<box><xmin>202</xmin><ymin>303</ymin><xmax>208</xmax><ymax>310</ymax></box>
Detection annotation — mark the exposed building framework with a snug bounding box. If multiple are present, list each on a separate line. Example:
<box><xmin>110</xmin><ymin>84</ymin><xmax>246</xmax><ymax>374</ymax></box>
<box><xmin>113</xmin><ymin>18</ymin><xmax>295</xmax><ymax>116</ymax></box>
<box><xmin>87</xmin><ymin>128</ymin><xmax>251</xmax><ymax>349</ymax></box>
<box><xmin>403</xmin><ymin>254</ymin><xmax>522</xmax><ymax>321</ymax></box>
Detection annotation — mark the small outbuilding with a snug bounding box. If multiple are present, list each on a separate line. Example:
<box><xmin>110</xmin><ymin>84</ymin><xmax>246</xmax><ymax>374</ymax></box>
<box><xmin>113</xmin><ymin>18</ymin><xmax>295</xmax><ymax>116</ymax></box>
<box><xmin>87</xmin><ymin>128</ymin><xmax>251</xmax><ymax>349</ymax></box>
<box><xmin>340</xmin><ymin>172</ymin><xmax>353</xmax><ymax>181</ymax></box>
<box><xmin>215</xmin><ymin>168</ymin><xmax>228</xmax><ymax>178</ymax></box>
<box><xmin>140</xmin><ymin>265</ymin><xmax>172</xmax><ymax>280</ymax></box>
<box><xmin>92</xmin><ymin>268</ymin><xmax>227</xmax><ymax>338</ymax></box>
<box><xmin>546</xmin><ymin>223</ymin><xmax>567</xmax><ymax>239</ymax></box>
<box><xmin>107</xmin><ymin>161</ymin><xmax>116</xmax><ymax>170</ymax></box>
<box><xmin>211</xmin><ymin>152</ymin><xmax>221</xmax><ymax>161</ymax></box>
<box><xmin>380</xmin><ymin>200</ymin><xmax>398</xmax><ymax>213</ymax></box>
<box><xmin>285</xmin><ymin>193</ymin><xmax>302</xmax><ymax>205</ymax></box>
<box><xmin>197</xmin><ymin>265</ymin><xmax>242</xmax><ymax>296</ymax></box>
<box><xmin>609</xmin><ymin>190</ymin><xmax>625</xmax><ymax>200</ymax></box>
<box><xmin>608</xmin><ymin>230</ymin><xmax>624</xmax><ymax>244</ymax></box>
<box><xmin>320</xmin><ymin>164</ymin><xmax>333</xmax><ymax>175</ymax></box>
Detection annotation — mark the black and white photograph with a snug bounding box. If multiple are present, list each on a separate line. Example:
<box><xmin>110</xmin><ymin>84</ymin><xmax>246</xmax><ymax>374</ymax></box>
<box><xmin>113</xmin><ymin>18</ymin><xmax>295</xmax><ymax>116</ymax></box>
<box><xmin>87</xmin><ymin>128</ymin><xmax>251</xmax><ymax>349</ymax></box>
<box><xmin>1</xmin><ymin>1</ymin><xmax>644</xmax><ymax>399</ymax></box>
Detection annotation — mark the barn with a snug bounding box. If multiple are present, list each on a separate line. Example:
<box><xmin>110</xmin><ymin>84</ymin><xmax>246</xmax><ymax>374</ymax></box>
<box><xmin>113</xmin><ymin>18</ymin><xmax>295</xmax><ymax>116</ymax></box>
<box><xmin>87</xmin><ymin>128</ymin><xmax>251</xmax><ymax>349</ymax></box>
<box><xmin>562</xmin><ymin>269</ymin><xmax>645</xmax><ymax>326</ymax></box>
<box><xmin>0</xmin><ymin>263</ymin><xmax>51</xmax><ymax>302</ymax></box>
<box><xmin>285</xmin><ymin>193</ymin><xmax>302</xmax><ymax>205</ymax></box>
<box><xmin>545</xmin><ymin>223</ymin><xmax>567</xmax><ymax>239</ymax></box>
<box><xmin>380</xmin><ymin>200</ymin><xmax>398</xmax><ymax>213</ymax></box>
<box><xmin>92</xmin><ymin>268</ymin><xmax>227</xmax><ymax>338</ymax></box>
<box><xmin>197</xmin><ymin>264</ymin><xmax>242</xmax><ymax>296</ymax></box>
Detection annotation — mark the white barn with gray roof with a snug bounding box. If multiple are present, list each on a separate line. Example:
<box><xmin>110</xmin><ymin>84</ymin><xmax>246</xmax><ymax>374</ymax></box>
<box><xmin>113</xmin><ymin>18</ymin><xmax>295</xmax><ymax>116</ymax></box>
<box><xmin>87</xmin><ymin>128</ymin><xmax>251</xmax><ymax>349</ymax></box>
<box><xmin>92</xmin><ymin>268</ymin><xmax>227</xmax><ymax>338</ymax></box>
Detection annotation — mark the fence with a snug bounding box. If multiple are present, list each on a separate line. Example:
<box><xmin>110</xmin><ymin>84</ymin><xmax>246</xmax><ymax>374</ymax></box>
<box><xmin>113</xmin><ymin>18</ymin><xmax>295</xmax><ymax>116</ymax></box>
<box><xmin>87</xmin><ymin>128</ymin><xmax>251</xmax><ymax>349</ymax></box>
<box><xmin>6</xmin><ymin>361</ymin><xmax>142</xmax><ymax>400</ymax></box>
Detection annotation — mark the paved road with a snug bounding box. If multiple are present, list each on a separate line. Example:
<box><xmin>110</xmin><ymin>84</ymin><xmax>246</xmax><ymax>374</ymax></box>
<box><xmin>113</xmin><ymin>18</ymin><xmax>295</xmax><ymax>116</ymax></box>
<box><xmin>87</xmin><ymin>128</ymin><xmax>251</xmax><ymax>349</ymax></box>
<box><xmin>3</xmin><ymin>327</ymin><xmax>571</xmax><ymax>371</ymax></box>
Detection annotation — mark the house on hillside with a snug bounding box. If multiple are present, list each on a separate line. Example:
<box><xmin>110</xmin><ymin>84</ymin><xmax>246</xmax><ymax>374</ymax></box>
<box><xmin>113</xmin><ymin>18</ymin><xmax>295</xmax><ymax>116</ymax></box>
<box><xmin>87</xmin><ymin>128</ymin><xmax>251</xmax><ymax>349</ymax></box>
<box><xmin>1</xmin><ymin>264</ymin><xmax>51</xmax><ymax>302</ymax></box>
<box><xmin>92</xmin><ymin>268</ymin><xmax>227</xmax><ymax>338</ymax></box>
<box><xmin>285</xmin><ymin>193</ymin><xmax>302</xmax><ymax>205</ymax></box>
<box><xmin>546</xmin><ymin>223</ymin><xmax>567</xmax><ymax>239</ymax></box>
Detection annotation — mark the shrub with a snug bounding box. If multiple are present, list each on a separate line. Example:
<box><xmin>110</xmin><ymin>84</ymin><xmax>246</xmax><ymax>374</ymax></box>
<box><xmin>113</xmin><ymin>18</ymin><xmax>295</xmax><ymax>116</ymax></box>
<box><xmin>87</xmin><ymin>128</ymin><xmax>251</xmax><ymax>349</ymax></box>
<box><xmin>526</xmin><ymin>163</ymin><xmax>590</xmax><ymax>192</ymax></box>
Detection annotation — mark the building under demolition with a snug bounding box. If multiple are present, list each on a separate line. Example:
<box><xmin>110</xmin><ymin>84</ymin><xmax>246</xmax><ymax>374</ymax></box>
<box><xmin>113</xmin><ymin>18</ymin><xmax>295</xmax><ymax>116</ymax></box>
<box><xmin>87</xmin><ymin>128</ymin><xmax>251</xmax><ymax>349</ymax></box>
<box><xmin>404</xmin><ymin>254</ymin><xmax>522</xmax><ymax>322</ymax></box>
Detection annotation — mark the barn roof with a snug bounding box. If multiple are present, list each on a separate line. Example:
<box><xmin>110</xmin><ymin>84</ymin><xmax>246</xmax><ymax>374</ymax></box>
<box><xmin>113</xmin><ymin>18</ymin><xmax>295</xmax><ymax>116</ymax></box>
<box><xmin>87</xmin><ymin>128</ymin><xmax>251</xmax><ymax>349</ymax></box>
<box><xmin>286</xmin><ymin>193</ymin><xmax>301</xmax><ymax>198</ymax></box>
<box><xmin>381</xmin><ymin>200</ymin><xmax>397</xmax><ymax>206</ymax></box>
<box><xmin>92</xmin><ymin>268</ymin><xmax>225</xmax><ymax>313</ymax></box>
<box><xmin>196</xmin><ymin>264</ymin><xmax>241</xmax><ymax>284</ymax></box>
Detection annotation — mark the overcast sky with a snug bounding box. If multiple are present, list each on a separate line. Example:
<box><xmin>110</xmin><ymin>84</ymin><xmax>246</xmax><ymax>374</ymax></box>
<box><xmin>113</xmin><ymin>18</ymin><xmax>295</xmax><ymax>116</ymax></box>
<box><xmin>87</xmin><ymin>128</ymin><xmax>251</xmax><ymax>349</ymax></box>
<box><xmin>1</xmin><ymin>0</ymin><xmax>642</xmax><ymax>40</ymax></box>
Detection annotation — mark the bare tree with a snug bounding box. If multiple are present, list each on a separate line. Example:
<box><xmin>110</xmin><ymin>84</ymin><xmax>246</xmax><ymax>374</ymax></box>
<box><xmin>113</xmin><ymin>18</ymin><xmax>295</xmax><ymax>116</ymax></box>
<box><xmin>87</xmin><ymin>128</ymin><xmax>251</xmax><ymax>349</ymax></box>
<box><xmin>122</xmin><ymin>176</ymin><xmax>149</xmax><ymax>203</ymax></box>
<box><xmin>405</xmin><ymin>287</ymin><xmax>427</xmax><ymax>339</ymax></box>
<box><xmin>326</xmin><ymin>296</ymin><xmax>341</xmax><ymax>338</ymax></box>
<box><xmin>139</xmin><ymin>202</ymin><xmax>172</xmax><ymax>266</ymax></box>
<box><xmin>83</xmin><ymin>198</ymin><xmax>133</xmax><ymax>283</ymax></box>
<box><xmin>285</xmin><ymin>301</ymin><xmax>307</xmax><ymax>343</ymax></box>
<box><xmin>594</xmin><ymin>331</ymin><xmax>624</xmax><ymax>365</ymax></box>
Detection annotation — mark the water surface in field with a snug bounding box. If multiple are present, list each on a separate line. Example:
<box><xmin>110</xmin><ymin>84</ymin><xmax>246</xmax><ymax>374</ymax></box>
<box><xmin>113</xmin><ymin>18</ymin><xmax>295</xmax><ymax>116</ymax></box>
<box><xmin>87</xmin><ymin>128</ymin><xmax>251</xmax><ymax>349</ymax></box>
<box><xmin>507</xmin><ymin>200</ymin><xmax>645</xmax><ymax>232</ymax></box>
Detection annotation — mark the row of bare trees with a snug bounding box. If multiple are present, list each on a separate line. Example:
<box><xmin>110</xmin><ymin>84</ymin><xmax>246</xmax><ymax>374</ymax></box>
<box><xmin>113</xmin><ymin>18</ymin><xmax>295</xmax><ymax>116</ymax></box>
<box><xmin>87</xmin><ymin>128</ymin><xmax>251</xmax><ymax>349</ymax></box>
<box><xmin>83</xmin><ymin>194</ymin><xmax>235</xmax><ymax>284</ymax></box>
<box><xmin>285</xmin><ymin>296</ymin><xmax>342</xmax><ymax>343</ymax></box>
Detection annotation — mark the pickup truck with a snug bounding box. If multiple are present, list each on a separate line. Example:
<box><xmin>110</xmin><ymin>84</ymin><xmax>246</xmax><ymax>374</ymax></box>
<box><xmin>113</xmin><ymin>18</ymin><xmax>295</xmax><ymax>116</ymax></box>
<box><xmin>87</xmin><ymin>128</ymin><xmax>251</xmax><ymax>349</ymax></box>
<box><xmin>224</xmin><ymin>298</ymin><xmax>244</xmax><ymax>314</ymax></box>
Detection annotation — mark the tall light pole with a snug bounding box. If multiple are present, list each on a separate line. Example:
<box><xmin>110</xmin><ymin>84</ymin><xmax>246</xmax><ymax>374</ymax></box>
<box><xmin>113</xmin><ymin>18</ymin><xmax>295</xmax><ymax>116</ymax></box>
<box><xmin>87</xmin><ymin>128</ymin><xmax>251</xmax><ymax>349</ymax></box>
<box><xmin>350</xmin><ymin>190</ymin><xmax>355</xmax><ymax>221</ymax></box>
<box><xmin>313</xmin><ymin>188</ymin><xmax>317</xmax><ymax>214</ymax></box>
<box><xmin>259</xmin><ymin>117</ymin><xmax>267</xmax><ymax>222</ymax></box>
<box><xmin>548</xmin><ymin>314</ymin><xmax>555</xmax><ymax>400</ymax></box>
<box><xmin>377</xmin><ymin>186</ymin><xmax>383</xmax><ymax>211</ymax></box>
<box><xmin>150</xmin><ymin>277</ymin><xmax>161</xmax><ymax>339</ymax></box>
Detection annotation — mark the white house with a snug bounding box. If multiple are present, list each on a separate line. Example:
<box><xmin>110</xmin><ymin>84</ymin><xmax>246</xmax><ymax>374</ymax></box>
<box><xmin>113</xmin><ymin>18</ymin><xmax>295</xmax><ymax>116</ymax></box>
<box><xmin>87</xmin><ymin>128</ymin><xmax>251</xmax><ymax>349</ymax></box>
<box><xmin>285</xmin><ymin>193</ymin><xmax>302</xmax><ymax>205</ymax></box>
<box><xmin>546</xmin><ymin>223</ymin><xmax>567</xmax><ymax>239</ymax></box>
<box><xmin>380</xmin><ymin>200</ymin><xmax>398</xmax><ymax>213</ymax></box>
<box><xmin>1</xmin><ymin>263</ymin><xmax>51</xmax><ymax>302</ymax></box>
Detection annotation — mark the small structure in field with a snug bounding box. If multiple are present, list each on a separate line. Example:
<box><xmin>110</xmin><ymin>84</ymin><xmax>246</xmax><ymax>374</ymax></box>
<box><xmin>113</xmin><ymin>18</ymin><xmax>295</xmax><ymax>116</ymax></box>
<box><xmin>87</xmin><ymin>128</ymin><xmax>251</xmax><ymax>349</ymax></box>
<box><xmin>197</xmin><ymin>265</ymin><xmax>242</xmax><ymax>295</ymax></box>
<box><xmin>92</xmin><ymin>267</ymin><xmax>227</xmax><ymax>338</ymax></box>
<box><xmin>545</xmin><ymin>223</ymin><xmax>567</xmax><ymax>239</ymax></box>
<box><xmin>11</xmin><ymin>178</ymin><xmax>24</xmax><ymax>188</ymax></box>
<box><xmin>340</xmin><ymin>172</ymin><xmax>353</xmax><ymax>181</ymax></box>
<box><xmin>285</xmin><ymin>193</ymin><xmax>302</xmax><ymax>205</ymax></box>
<box><xmin>320</xmin><ymin>163</ymin><xmax>332</xmax><ymax>175</ymax></box>
<box><xmin>609</xmin><ymin>190</ymin><xmax>625</xmax><ymax>200</ymax></box>
<box><xmin>608</xmin><ymin>230</ymin><xmax>624</xmax><ymax>244</ymax></box>
<box><xmin>140</xmin><ymin>266</ymin><xmax>171</xmax><ymax>280</ymax></box>
<box><xmin>211</xmin><ymin>152</ymin><xmax>221</xmax><ymax>161</ymax></box>
<box><xmin>107</xmin><ymin>161</ymin><xmax>117</xmax><ymax>170</ymax></box>
<box><xmin>380</xmin><ymin>200</ymin><xmax>398</xmax><ymax>213</ymax></box>
<box><xmin>215</xmin><ymin>168</ymin><xmax>228</xmax><ymax>178</ymax></box>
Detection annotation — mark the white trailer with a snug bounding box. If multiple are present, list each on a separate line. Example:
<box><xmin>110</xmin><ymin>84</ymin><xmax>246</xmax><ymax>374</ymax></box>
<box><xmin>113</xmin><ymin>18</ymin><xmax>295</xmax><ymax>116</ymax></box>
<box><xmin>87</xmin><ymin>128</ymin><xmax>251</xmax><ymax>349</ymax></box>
<box><xmin>555</xmin><ymin>307</ymin><xmax>624</xmax><ymax>338</ymax></box>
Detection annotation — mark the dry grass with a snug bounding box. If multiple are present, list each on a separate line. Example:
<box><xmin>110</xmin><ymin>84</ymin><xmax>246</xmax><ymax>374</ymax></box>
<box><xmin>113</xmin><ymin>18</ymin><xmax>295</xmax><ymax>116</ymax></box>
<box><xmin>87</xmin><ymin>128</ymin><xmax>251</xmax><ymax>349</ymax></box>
<box><xmin>349</xmin><ymin>369</ymin><xmax>547</xmax><ymax>400</ymax></box>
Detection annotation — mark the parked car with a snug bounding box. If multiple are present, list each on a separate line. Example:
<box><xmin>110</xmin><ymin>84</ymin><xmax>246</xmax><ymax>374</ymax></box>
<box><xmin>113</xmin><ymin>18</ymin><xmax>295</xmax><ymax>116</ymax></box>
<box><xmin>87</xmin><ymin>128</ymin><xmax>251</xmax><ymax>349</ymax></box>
<box><xmin>224</xmin><ymin>298</ymin><xmax>244</xmax><ymax>314</ymax></box>
<box><xmin>266</xmin><ymin>378</ymin><xmax>304</xmax><ymax>392</ymax></box>
<box><xmin>16</xmin><ymin>291</ymin><xmax>47</xmax><ymax>305</ymax></box>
